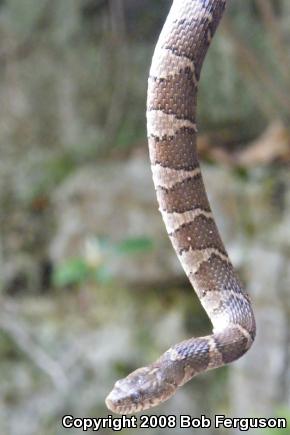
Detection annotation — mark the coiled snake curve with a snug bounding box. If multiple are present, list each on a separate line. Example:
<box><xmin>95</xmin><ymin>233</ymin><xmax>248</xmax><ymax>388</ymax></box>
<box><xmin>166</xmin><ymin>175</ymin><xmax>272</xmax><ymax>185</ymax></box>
<box><xmin>106</xmin><ymin>0</ymin><xmax>256</xmax><ymax>414</ymax></box>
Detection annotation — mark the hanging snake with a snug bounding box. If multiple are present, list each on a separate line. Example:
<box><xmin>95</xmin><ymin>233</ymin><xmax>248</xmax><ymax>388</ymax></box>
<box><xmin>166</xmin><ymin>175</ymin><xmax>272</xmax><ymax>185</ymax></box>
<box><xmin>106</xmin><ymin>0</ymin><xmax>256</xmax><ymax>414</ymax></box>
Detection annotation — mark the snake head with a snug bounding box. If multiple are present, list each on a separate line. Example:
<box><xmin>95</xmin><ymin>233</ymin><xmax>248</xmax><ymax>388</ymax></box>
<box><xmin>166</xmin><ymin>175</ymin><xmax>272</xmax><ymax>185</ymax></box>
<box><xmin>105</xmin><ymin>363</ymin><xmax>178</xmax><ymax>414</ymax></box>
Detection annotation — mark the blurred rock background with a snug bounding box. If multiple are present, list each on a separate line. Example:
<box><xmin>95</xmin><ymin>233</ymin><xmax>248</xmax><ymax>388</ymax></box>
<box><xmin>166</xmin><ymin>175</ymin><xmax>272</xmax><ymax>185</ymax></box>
<box><xmin>0</xmin><ymin>0</ymin><xmax>290</xmax><ymax>434</ymax></box>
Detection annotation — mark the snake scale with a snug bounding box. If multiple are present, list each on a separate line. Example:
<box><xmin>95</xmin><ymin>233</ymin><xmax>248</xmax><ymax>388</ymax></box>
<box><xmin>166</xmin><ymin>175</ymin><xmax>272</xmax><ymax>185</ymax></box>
<box><xmin>106</xmin><ymin>0</ymin><xmax>256</xmax><ymax>414</ymax></box>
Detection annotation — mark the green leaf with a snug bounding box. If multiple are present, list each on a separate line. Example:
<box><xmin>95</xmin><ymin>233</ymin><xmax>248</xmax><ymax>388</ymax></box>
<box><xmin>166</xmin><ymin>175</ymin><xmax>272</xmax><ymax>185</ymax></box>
<box><xmin>116</xmin><ymin>237</ymin><xmax>153</xmax><ymax>254</ymax></box>
<box><xmin>52</xmin><ymin>258</ymin><xmax>90</xmax><ymax>287</ymax></box>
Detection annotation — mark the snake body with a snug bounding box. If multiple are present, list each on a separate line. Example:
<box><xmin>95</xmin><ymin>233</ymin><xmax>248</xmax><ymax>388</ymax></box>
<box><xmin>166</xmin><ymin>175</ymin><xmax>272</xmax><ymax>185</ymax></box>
<box><xmin>106</xmin><ymin>0</ymin><xmax>256</xmax><ymax>414</ymax></box>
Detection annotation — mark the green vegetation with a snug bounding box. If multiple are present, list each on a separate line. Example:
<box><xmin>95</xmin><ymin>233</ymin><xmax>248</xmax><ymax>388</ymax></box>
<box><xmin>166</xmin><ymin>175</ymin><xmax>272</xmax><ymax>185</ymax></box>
<box><xmin>53</xmin><ymin>236</ymin><xmax>154</xmax><ymax>287</ymax></box>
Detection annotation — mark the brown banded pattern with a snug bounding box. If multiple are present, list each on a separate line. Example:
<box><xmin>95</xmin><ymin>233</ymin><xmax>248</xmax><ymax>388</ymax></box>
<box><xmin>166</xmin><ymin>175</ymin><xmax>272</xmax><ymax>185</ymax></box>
<box><xmin>106</xmin><ymin>0</ymin><xmax>256</xmax><ymax>415</ymax></box>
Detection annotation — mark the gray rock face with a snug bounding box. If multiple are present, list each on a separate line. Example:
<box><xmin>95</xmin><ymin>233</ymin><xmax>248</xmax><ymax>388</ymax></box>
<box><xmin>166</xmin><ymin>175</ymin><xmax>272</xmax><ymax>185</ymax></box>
<box><xmin>230</xmin><ymin>247</ymin><xmax>289</xmax><ymax>422</ymax></box>
<box><xmin>50</xmin><ymin>156</ymin><xmax>182</xmax><ymax>285</ymax></box>
<box><xmin>50</xmin><ymin>155</ymin><xmax>290</xmax><ymax>424</ymax></box>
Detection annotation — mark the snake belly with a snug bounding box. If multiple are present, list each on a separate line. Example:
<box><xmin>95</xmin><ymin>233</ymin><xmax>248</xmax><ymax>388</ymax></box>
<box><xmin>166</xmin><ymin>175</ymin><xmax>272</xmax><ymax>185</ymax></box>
<box><xmin>106</xmin><ymin>0</ymin><xmax>256</xmax><ymax>415</ymax></box>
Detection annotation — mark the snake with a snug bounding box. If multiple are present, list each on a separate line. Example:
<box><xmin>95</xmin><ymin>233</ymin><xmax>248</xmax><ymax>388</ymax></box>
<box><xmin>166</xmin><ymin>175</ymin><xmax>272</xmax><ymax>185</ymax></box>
<box><xmin>105</xmin><ymin>0</ymin><xmax>256</xmax><ymax>414</ymax></box>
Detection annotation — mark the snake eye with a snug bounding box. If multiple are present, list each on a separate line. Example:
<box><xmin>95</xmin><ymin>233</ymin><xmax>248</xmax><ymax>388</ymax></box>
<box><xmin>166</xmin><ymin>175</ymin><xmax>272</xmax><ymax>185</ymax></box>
<box><xmin>130</xmin><ymin>392</ymin><xmax>141</xmax><ymax>403</ymax></box>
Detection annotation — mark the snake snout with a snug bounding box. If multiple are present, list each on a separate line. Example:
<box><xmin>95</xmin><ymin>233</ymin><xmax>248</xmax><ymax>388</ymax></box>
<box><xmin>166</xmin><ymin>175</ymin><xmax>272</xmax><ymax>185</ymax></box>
<box><xmin>105</xmin><ymin>366</ymin><xmax>169</xmax><ymax>414</ymax></box>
